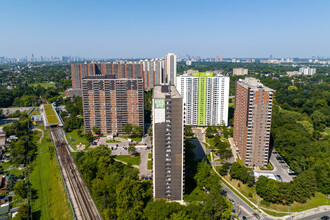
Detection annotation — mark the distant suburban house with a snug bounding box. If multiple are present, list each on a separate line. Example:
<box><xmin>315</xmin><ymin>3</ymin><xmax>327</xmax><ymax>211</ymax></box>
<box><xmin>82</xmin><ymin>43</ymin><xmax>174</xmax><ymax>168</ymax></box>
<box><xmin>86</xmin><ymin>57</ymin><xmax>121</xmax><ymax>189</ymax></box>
<box><xmin>18</xmin><ymin>164</ymin><xmax>24</xmax><ymax>170</ymax></box>
<box><xmin>0</xmin><ymin>132</ymin><xmax>6</xmax><ymax>147</ymax></box>
<box><xmin>0</xmin><ymin>204</ymin><xmax>10</xmax><ymax>216</ymax></box>
<box><xmin>31</xmin><ymin>115</ymin><xmax>43</xmax><ymax>122</ymax></box>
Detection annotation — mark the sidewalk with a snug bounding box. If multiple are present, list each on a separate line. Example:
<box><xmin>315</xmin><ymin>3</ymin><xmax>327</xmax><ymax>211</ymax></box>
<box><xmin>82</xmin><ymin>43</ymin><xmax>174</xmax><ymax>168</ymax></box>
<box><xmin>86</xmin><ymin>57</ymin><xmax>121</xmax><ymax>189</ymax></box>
<box><xmin>228</xmin><ymin>138</ymin><xmax>237</xmax><ymax>161</ymax></box>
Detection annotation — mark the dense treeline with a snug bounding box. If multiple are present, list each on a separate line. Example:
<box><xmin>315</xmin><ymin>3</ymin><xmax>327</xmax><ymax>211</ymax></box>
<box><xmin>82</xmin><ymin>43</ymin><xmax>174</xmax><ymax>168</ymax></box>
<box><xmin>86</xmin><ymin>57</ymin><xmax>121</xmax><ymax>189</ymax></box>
<box><xmin>0</xmin><ymin>64</ymin><xmax>70</xmax><ymax>86</ymax></box>
<box><xmin>229</xmin><ymin>162</ymin><xmax>254</xmax><ymax>187</ymax></box>
<box><xmin>256</xmin><ymin>171</ymin><xmax>317</xmax><ymax>204</ymax></box>
<box><xmin>0</xmin><ymin>64</ymin><xmax>71</xmax><ymax>107</ymax></box>
<box><xmin>75</xmin><ymin>145</ymin><xmax>232</xmax><ymax>219</ymax></box>
<box><xmin>4</xmin><ymin>113</ymin><xmax>38</xmax><ymax>165</ymax></box>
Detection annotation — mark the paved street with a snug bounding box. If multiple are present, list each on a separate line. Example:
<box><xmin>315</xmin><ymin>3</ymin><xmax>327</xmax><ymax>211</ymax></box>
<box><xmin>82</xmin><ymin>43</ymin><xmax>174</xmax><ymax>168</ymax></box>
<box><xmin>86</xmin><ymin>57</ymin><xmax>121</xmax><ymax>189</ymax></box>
<box><xmin>0</xmin><ymin>107</ymin><xmax>32</xmax><ymax>114</ymax></box>
<box><xmin>221</xmin><ymin>182</ymin><xmax>263</xmax><ymax>219</ymax></box>
<box><xmin>298</xmin><ymin>210</ymin><xmax>330</xmax><ymax>220</ymax></box>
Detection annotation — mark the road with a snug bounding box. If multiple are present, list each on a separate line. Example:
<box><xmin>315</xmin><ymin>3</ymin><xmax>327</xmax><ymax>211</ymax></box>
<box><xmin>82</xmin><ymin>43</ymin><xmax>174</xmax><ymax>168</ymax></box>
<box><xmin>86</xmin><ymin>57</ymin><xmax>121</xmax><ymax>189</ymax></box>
<box><xmin>221</xmin><ymin>182</ymin><xmax>262</xmax><ymax>219</ymax></box>
<box><xmin>0</xmin><ymin>107</ymin><xmax>32</xmax><ymax>114</ymax></box>
<box><xmin>192</xmin><ymin>127</ymin><xmax>261</xmax><ymax>219</ymax></box>
<box><xmin>298</xmin><ymin>210</ymin><xmax>330</xmax><ymax>220</ymax></box>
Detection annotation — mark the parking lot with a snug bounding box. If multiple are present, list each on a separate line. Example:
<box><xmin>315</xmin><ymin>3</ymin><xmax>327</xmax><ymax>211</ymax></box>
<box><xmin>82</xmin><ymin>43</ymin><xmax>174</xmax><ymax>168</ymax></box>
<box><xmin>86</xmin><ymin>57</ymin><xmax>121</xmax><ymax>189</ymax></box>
<box><xmin>266</xmin><ymin>150</ymin><xmax>295</xmax><ymax>182</ymax></box>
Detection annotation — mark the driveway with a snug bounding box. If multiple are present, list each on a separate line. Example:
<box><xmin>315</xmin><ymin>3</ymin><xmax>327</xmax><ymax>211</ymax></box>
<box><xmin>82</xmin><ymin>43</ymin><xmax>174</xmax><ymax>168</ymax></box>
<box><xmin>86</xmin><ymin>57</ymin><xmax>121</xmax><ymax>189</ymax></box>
<box><xmin>138</xmin><ymin>148</ymin><xmax>152</xmax><ymax>177</ymax></box>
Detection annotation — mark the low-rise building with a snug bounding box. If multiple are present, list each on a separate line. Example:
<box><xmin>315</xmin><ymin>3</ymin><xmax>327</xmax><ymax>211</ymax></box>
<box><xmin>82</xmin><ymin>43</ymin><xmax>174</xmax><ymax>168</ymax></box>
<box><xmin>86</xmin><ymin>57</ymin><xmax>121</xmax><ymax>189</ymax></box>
<box><xmin>233</xmin><ymin>68</ymin><xmax>248</xmax><ymax>75</ymax></box>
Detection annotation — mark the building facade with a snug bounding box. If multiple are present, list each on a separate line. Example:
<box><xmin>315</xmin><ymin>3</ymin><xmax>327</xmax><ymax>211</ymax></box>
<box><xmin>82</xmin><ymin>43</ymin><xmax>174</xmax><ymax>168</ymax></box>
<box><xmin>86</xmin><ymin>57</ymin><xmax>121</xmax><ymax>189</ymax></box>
<box><xmin>233</xmin><ymin>68</ymin><xmax>248</xmax><ymax>75</ymax></box>
<box><xmin>299</xmin><ymin>67</ymin><xmax>316</xmax><ymax>75</ymax></box>
<box><xmin>82</xmin><ymin>75</ymin><xmax>144</xmax><ymax>135</ymax></box>
<box><xmin>233</xmin><ymin>78</ymin><xmax>273</xmax><ymax>168</ymax></box>
<box><xmin>152</xmin><ymin>85</ymin><xmax>184</xmax><ymax>201</ymax></box>
<box><xmin>165</xmin><ymin>53</ymin><xmax>177</xmax><ymax>86</ymax></box>
<box><xmin>177</xmin><ymin>72</ymin><xmax>229</xmax><ymax>126</ymax></box>
<box><xmin>68</xmin><ymin>53</ymin><xmax>177</xmax><ymax>97</ymax></box>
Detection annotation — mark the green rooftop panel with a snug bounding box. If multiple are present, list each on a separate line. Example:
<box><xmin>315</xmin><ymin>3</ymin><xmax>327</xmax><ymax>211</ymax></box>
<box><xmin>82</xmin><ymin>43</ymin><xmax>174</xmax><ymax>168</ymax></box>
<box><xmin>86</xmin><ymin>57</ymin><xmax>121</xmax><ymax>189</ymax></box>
<box><xmin>44</xmin><ymin>104</ymin><xmax>60</xmax><ymax>124</ymax></box>
<box><xmin>192</xmin><ymin>72</ymin><xmax>213</xmax><ymax>77</ymax></box>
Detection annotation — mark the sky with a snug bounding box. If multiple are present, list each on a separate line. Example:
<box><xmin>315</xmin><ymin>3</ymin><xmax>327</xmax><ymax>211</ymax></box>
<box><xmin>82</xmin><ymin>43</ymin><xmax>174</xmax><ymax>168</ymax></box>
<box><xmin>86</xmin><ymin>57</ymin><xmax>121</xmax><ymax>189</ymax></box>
<box><xmin>1</xmin><ymin>0</ymin><xmax>330</xmax><ymax>58</ymax></box>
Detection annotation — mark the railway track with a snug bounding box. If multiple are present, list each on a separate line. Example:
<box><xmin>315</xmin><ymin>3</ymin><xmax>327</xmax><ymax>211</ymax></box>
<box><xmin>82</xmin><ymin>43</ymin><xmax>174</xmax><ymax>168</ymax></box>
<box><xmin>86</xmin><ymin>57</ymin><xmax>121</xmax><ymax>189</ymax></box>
<box><xmin>50</xmin><ymin>127</ymin><xmax>102</xmax><ymax>220</ymax></box>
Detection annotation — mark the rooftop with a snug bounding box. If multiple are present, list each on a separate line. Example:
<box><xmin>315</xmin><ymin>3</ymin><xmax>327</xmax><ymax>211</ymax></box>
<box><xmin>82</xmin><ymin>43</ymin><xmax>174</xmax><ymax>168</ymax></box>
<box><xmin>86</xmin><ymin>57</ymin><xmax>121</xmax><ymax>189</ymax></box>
<box><xmin>153</xmin><ymin>85</ymin><xmax>182</xmax><ymax>99</ymax></box>
<box><xmin>43</xmin><ymin>104</ymin><xmax>60</xmax><ymax>125</ymax></box>
<box><xmin>238</xmin><ymin>77</ymin><xmax>273</xmax><ymax>92</ymax></box>
<box><xmin>83</xmin><ymin>75</ymin><xmax>143</xmax><ymax>80</ymax></box>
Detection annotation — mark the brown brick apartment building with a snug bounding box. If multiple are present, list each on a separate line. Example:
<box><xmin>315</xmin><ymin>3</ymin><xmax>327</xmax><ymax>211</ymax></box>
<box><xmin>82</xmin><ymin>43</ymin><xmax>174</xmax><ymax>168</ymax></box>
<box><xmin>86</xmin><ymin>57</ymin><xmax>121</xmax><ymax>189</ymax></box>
<box><xmin>67</xmin><ymin>59</ymin><xmax>166</xmax><ymax>97</ymax></box>
<box><xmin>82</xmin><ymin>75</ymin><xmax>144</xmax><ymax>135</ymax></box>
<box><xmin>233</xmin><ymin>78</ymin><xmax>274</xmax><ymax>168</ymax></box>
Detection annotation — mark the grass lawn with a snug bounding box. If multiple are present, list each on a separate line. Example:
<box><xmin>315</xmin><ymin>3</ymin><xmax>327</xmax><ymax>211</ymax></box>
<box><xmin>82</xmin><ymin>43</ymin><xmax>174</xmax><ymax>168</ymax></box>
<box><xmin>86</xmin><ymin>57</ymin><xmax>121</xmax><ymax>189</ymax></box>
<box><xmin>31</xmin><ymin>129</ymin><xmax>72</xmax><ymax>220</ymax></box>
<box><xmin>119</xmin><ymin>135</ymin><xmax>142</xmax><ymax>142</ymax></box>
<box><xmin>229</xmin><ymin>98</ymin><xmax>235</xmax><ymax>108</ymax></box>
<box><xmin>113</xmin><ymin>155</ymin><xmax>141</xmax><ymax>166</ymax></box>
<box><xmin>206</xmin><ymin>137</ymin><xmax>217</xmax><ymax>148</ymax></box>
<box><xmin>206</xmin><ymin>153</ymin><xmax>211</xmax><ymax>162</ymax></box>
<box><xmin>30</xmin><ymin>82</ymin><xmax>55</xmax><ymax>88</ymax></box>
<box><xmin>184</xmin><ymin>185</ymin><xmax>208</xmax><ymax>203</ymax></box>
<box><xmin>65</xmin><ymin>129</ymin><xmax>90</xmax><ymax>148</ymax></box>
<box><xmin>147</xmin><ymin>160</ymin><xmax>152</xmax><ymax>170</ymax></box>
<box><xmin>6</xmin><ymin>168</ymin><xmax>24</xmax><ymax>177</ymax></box>
<box><xmin>324</xmin><ymin>127</ymin><xmax>330</xmax><ymax>135</ymax></box>
<box><xmin>106</xmin><ymin>140</ymin><xmax>121</xmax><ymax>143</ymax></box>
<box><xmin>148</xmin><ymin>153</ymin><xmax>152</xmax><ymax>159</ymax></box>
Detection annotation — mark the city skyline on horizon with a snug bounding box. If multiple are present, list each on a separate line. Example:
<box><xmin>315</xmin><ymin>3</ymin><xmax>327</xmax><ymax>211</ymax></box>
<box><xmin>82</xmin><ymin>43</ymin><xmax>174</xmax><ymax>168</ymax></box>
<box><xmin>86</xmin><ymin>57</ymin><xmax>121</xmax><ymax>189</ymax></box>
<box><xmin>1</xmin><ymin>0</ymin><xmax>330</xmax><ymax>58</ymax></box>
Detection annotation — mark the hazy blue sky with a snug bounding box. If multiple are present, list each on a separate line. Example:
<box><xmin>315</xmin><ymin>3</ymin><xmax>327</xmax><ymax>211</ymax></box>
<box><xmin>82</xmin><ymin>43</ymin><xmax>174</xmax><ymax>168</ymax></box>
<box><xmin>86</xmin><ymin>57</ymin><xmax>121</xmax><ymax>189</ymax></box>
<box><xmin>1</xmin><ymin>0</ymin><xmax>330</xmax><ymax>58</ymax></box>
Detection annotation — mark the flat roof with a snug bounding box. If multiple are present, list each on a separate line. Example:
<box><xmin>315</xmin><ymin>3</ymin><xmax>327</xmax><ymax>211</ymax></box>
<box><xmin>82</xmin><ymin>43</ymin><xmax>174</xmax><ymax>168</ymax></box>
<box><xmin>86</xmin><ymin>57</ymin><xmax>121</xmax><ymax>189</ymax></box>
<box><xmin>43</xmin><ymin>104</ymin><xmax>59</xmax><ymax>125</ymax></box>
<box><xmin>238</xmin><ymin>77</ymin><xmax>273</xmax><ymax>92</ymax></box>
<box><xmin>83</xmin><ymin>75</ymin><xmax>143</xmax><ymax>80</ymax></box>
<box><xmin>153</xmin><ymin>85</ymin><xmax>182</xmax><ymax>99</ymax></box>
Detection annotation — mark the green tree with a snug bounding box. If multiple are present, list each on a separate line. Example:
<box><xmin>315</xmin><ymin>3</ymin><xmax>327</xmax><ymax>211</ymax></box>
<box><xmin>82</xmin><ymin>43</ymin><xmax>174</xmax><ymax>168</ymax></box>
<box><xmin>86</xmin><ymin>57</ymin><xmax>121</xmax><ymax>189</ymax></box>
<box><xmin>143</xmin><ymin>200</ymin><xmax>184</xmax><ymax>220</ymax></box>
<box><xmin>85</xmin><ymin>131</ymin><xmax>94</xmax><ymax>142</ymax></box>
<box><xmin>7</xmin><ymin>173</ymin><xmax>18</xmax><ymax>190</ymax></box>
<box><xmin>147</xmin><ymin>125</ymin><xmax>152</xmax><ymax>136</ymax></box>
<box><xmin>132</xmin><ymin>126</ymin><xmax>143</xmax><ymax>137</ymax></box>
<box><xmin>128</xmin><ymin>145</ymin><xmax>137</xmax><ymax>155</ymax></box>
<box><xmin>184</xmin><ymin>125</ymin><xmax>193</xmax><ymax>137</ymax></box>
<box><xmin>205</xmin><ymin>126</ymin><xmax>214</xmax><ymax>138</ymax></box>
<box><xmin>14</xmin><ymin>180</ymin><xmax>28</xmax><ymax>198</ymax></box>
<box><xmin>198</xmin><ymin>190</ymin><xmax>232</xmax><ymax>220</ymax></box>
<box><xmin>218</xmin><ymin>163</ymin><xmax>230</xmax><ymax>176</ymax></box>
<box><xmin>194</xmin><ymin>160</ymin><xmax>211</xmax><ymax>190</ymax></box>
<box><xmin>92</xmin><ymin>126</ymin><xmax>100</xmax><ymax>136</ymax></box>
<box><xmin>116</xmin><ymin>177</ymin><xmax>145</xmax><ymax>220</ymax></box>
<box><xmin>215</xmin><ymin>140</ymin><xmax>232</xmax><ymax>160</ymax></box>
<box><xmin>311</xmin><ymin>110</ymin><xmax>326</xmax><ymax>131</ymax></box>
<box><xmin>123</xmin><ymin>124</ymin><xmax>133</xmax><ymax>135</ymax></box>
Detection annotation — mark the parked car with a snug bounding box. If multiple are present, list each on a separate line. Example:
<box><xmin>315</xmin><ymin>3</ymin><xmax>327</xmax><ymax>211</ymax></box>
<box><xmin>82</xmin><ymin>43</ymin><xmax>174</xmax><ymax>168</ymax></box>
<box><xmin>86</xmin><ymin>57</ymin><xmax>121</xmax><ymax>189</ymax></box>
<box><xmin>288</xmin><ymin>169</ymin><xmax>295</xmax><ymax>175</ymax></box>
<box><xmin>282</xmin><ymin>165</ymin><xmax>289</xmax><ymax>169</ymax></box>
<box><xmin>229</xmin><ymin>199</ymin><xmax>235</xmax><ymax>205</ymax></box>
<box><xmin>253</xmin><ymin>213</ymin><xmax>260</xmax><ymax>219</ymax></box>
<box><xmin>275</xmin><ymin>175</ymin><xmax>282</xmax><ymax>181</ymax></box>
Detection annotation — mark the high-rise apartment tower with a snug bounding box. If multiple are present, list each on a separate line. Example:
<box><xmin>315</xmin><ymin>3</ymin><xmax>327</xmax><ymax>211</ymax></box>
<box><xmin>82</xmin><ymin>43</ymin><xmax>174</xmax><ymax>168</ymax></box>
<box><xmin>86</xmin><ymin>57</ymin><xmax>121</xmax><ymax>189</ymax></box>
<box><xmin>177</xmin><ymin>72</ymin><xmax>229</xmax><ymax>126</ymax></box>
<box><xmin>152</xmin><ymin>85</ymin><xmax>184</xmax><ymax>201</ymax></box>
<box><xmin>165</xmin><ymin>53</ymin><xmax>177</xmax><ymax>86</ymax></box>
<box><xmin>233</xmin><ymin>78</ymin><xmax>273</xmax><ymax>167</ymax></box>
<box><xmin>82</xmin><ymin>75</ymin><xmax>144</xmax><ymax>136</ymax></box>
